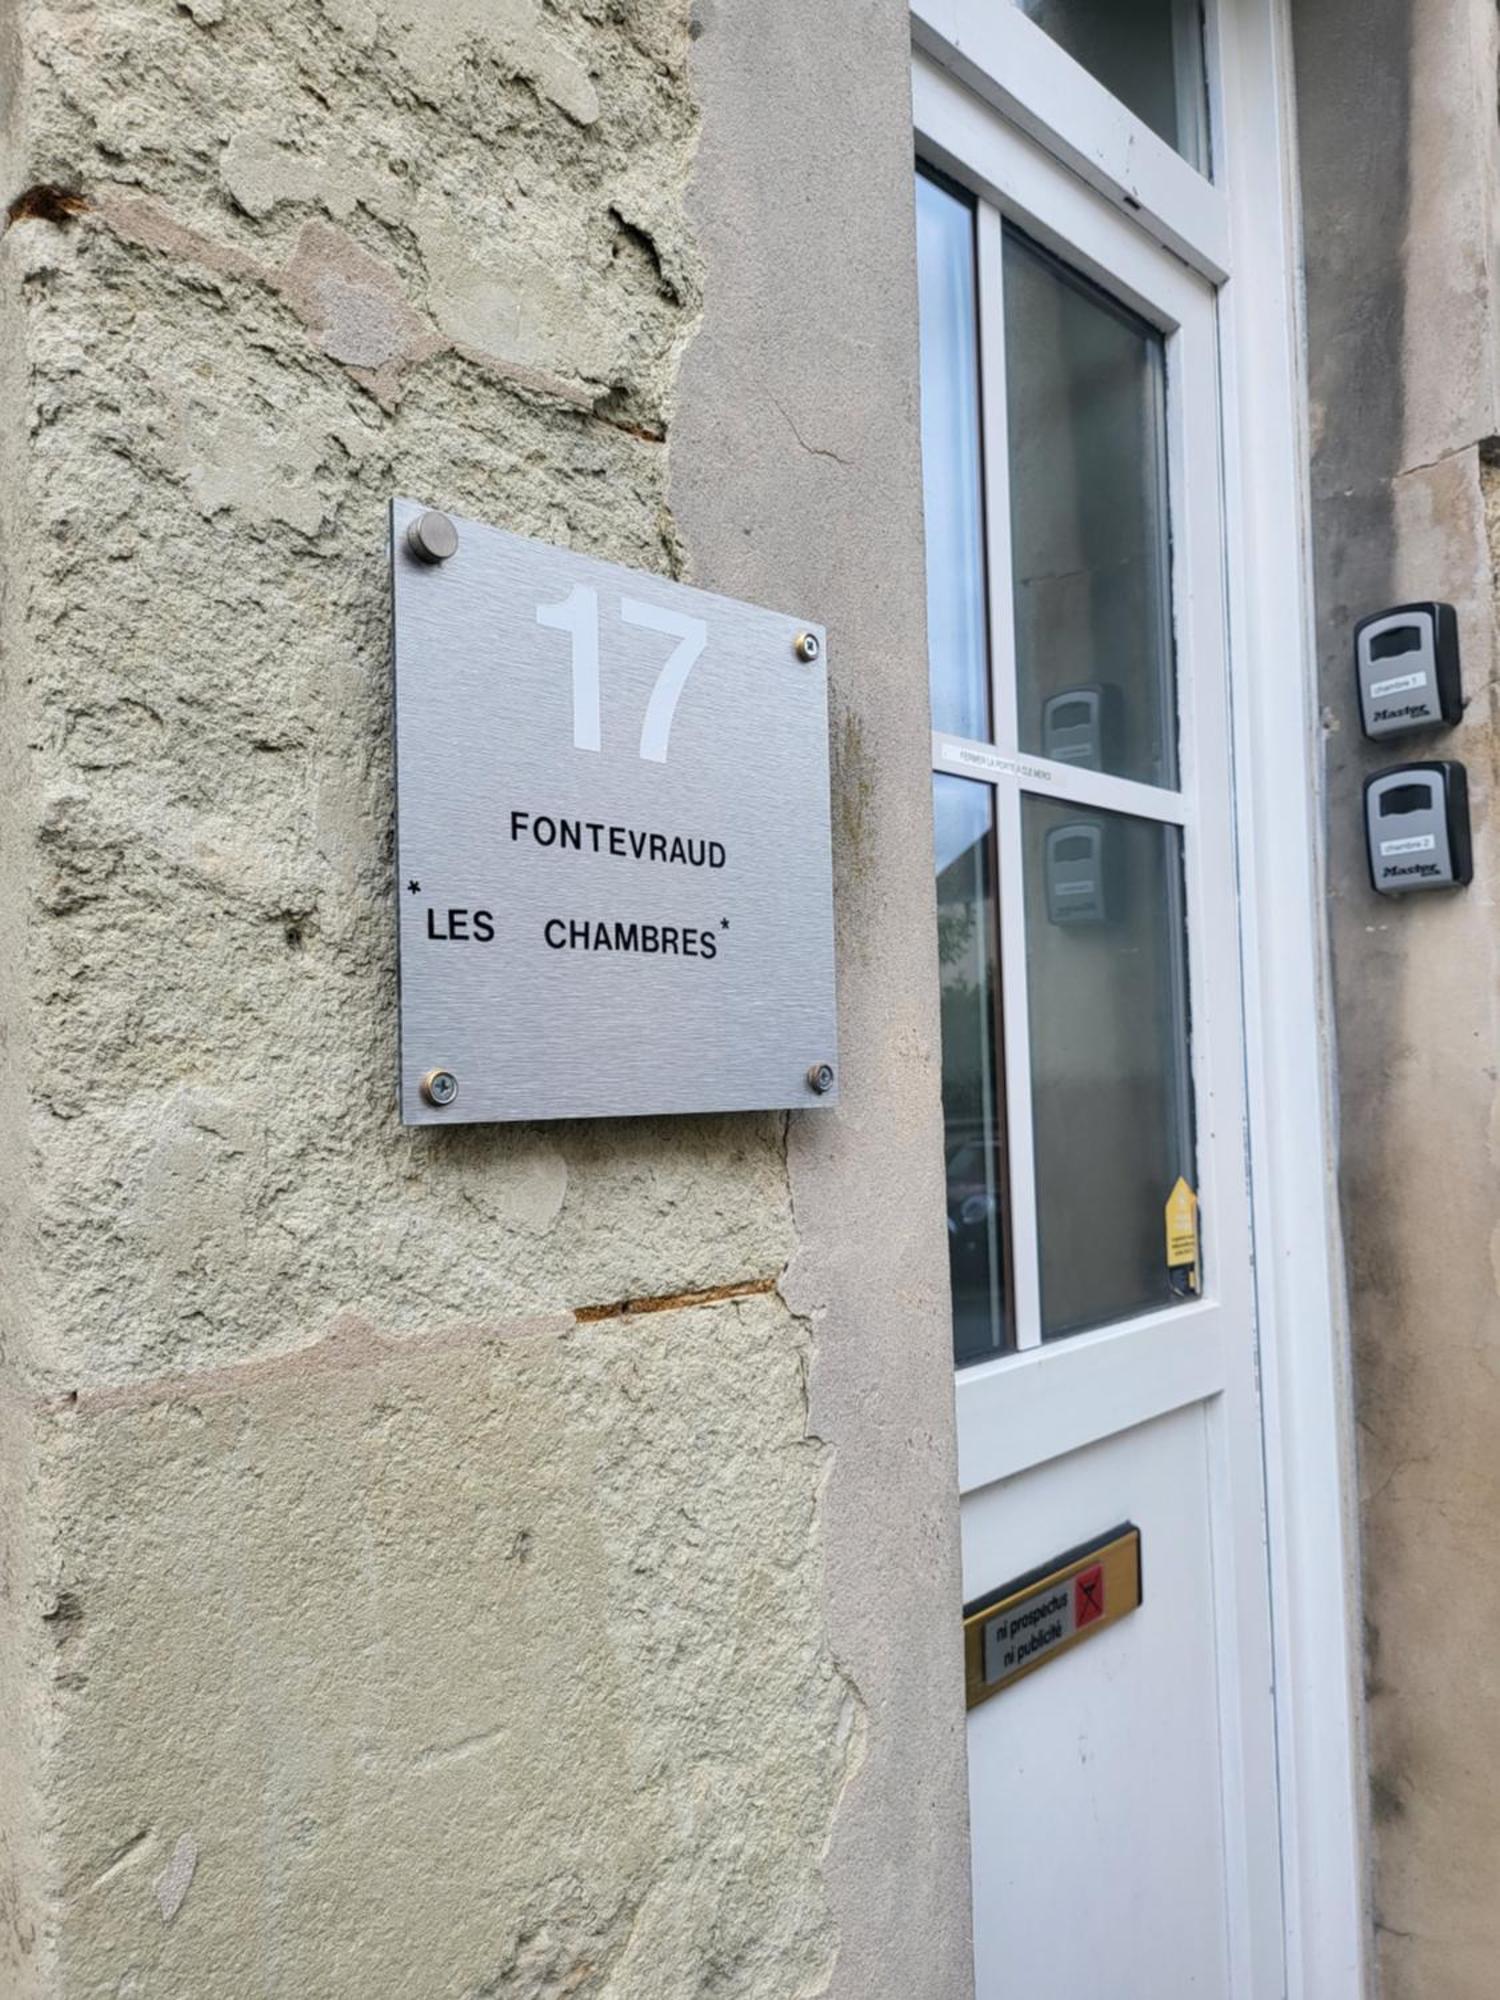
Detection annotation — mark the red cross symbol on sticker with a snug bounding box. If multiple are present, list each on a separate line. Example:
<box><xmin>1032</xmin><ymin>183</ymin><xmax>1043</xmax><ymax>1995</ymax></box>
<box><xmin>1074</xmin><ymin>1563</ymin><xmax>1105</xmax><ymax>1629</ymax></box>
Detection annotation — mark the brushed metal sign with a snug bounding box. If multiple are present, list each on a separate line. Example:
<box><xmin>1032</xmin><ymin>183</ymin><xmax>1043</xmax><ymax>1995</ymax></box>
<box><xmin>390</xmin><ymin>498</ymin><xmax>838</xmax><ymax>1125</ymax></box>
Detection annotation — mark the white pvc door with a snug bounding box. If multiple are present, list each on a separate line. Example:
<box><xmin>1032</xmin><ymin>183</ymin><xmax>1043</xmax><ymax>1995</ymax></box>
<box><xmin>915</xmin><ymin>49</ymin><xmax>1284</xmax><ymax>2000</ymax></box>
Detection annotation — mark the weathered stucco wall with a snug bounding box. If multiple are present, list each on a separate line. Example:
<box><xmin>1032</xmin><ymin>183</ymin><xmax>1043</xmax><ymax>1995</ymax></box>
<box><xmin>0</xmin><ymin>1</ymin><xmax>968</xmax><ymax>1993</ymax></box>
<box><xmin>1294</xmin><ymin>0</ymin><xmax>1500</xmax><ymax>1992</ymax></box>
<box><xmin>673</xmin><ymin>6</ymin><xmax>974</xmax><ymax>1994</ymax></box>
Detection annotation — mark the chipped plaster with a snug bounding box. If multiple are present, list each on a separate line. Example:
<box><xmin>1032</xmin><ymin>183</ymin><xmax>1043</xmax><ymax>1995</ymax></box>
<box><xmin>672</xmin><ymin>3</ymin><xmax>973</xmax><ymax>1994</ymax></box>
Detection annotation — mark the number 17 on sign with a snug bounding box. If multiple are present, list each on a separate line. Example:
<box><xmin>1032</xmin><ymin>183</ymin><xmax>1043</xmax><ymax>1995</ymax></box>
<box><xmin>535</xmin><ymin>586</ymin><xmax>708</xmax><ymax>764</ymax></box>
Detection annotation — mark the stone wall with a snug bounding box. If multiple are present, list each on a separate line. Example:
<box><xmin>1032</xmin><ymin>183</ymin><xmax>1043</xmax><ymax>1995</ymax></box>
<box><xmin>1293</xmin><ymin>0</ymin><xmax>1500</xmax><ymax>1992</ymax></box>
<box><xmin>0</xmin><ymin>2</ymin><xmax>970</xmax><ymax>1993</ymax></box>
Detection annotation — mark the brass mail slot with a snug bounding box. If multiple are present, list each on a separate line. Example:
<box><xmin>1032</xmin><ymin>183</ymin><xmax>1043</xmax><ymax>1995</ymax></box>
<box><xmin>963</xmin><ymin>1525</ymin><xmax>1142</xmax><ymax>1710</ymax></box>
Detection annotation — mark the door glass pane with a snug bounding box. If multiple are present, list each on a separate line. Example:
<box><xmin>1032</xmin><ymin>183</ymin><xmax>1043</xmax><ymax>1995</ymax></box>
<box><xmin>1022</xmin><ymin>795</ymin><xmax>1195</xmax><ymax>1339</ymax></box>
<box><xmin>916</xmin><ymin>170</ymin><xmax>991</xmax><ymax>743</ymax></box>
<box><xmin>934</xmin><ymin>774</ymin><xmax>1010</xmax><ymax>1363</ymax></box>
<box><xmin>1016</xmin><ymin>0</ymin><xmax>1210</xmax><ymax>172</ymax></box>
<box><xmin>1004</xmin><ymin>228</ymin><xmax>1178</xmax><ymax>789</ymax></box>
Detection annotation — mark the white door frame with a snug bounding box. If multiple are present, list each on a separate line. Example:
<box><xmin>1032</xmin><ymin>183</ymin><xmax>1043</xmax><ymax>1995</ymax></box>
<box><xmin>921</xmin><ymin>93</ymin><xmax>1282</xmax><ymax>1986</ymax></box>
<box><xmin>911</xmin><ymin>4</ymin><xmax>1369</xmax><ymax>1995</ymax></box>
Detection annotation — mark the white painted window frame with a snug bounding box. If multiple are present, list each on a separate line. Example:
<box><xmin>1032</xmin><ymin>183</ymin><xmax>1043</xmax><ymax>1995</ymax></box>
<box><xmin>921</xmin><ymin>80</ymin><xmax>1246</xmax><ymax>1411</ymax></box>
<box><xmin>912</xmin><ymin>0</ymin><xmax>1230</xmax><ymax>278</ymax></box>
<box><xmin>912</xmin><ymin>5</ymin><xmax>1369</xmax><ymax>1996</ymax></box>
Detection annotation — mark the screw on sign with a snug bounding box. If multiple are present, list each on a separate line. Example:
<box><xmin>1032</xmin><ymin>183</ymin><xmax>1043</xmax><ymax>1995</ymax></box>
<box><xmin>1073</xmin><ymin>1563</ymin><xmax>1105</xmax><ymax>1630</ymax></box>
<box><xmin>406</xmin><ymin>510</ymin><xmax>459</xmax><ymax>564</ymax></box>
<box><xmin>420</xmin><ymin>1068</ymin><xmax>459</xmax><ymax>1108</ymax></box>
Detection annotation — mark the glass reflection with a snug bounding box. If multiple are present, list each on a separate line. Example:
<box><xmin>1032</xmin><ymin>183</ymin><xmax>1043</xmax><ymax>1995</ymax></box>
<box><xmin>917</xmin><ymin>170</ymin><xmax>991</xmax><ymax>744</ymax></box>
<box><xmin>934</xmin><ymin>774</ymin><xmax>1010</xmax><ymax>1364</ymax></box>
<box><xmin>1004</xmin><ymin>227</ymin><xmax>1178</xmax><ymax>789</ymax></box>
<box><xmin>1022</xmin><ymin>795</ymin><xmax>1195</xmax><ymax>1338</ymax></box>
<box><xmin>1018</xmin><ymin>0</ymin><xmax>1210</xmax><ymax>171</ymax></box>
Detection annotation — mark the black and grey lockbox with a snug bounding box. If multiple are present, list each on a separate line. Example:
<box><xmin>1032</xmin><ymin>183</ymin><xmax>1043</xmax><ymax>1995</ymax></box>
<box><xmin>1041</xmin><ymin>684</ymin><xmax>1122</xmax><ymax>771</ymax></box>
<box><xmin>1354</xmin><ymin>602</ymin><xmax>1461</xmax><ymax>739</ymax></box>
<box><xmin>1364</xmin><ymin>761</ymin><xmax>1472</xmax><ymax>895</ymax></box>
<box><xmin>1044</xmin><ymin>820</ymin><xmax>1117</xmax><ymax>925</ymax></box>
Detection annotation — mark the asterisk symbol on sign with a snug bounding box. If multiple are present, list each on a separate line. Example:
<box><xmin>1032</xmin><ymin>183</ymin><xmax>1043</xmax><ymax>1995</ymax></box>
<box><xmin>720</xmin><ymin>917</ymin><xmax>729</xmax><ymax>929</ymax></box>
<box><xmin>407</xmin><ymin>879</ymin><xmax>421</xmax><ymax>894</ymax></box>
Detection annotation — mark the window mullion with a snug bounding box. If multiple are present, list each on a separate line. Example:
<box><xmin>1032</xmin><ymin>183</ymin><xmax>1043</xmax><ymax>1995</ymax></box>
<box><xmin>972</xmin><ymin>202</ymin><xmax>1042</xmax><ymax>1347</ymax></box>
<box><xmin>992</xmin><ymin>774</ymin><xmax>1043</xmax><ymax>1348</ymax></box>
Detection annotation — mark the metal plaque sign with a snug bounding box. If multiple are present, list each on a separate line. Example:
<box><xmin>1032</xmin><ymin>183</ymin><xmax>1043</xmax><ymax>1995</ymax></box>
<box><xmin>390</xmin><ymin>498</ymin><xmax>838</xmax><ymax>1125</ymax></box>
<box><xmin>962</xmin><ymin>1526</ymin><xmax>1142</xmax><ymax>1709</ymax></box>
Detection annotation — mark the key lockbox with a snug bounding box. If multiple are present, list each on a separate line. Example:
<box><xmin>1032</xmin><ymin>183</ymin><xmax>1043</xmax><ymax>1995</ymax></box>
<box><xmin>1364</xmin><ymin>761</ymin><xmax>1472</xmax><ymax>895</ymax></box>
<box><xmin>1355</xmin><ymin>603</ymin><xmax>1462</xmax><ymax>739</ymax></box>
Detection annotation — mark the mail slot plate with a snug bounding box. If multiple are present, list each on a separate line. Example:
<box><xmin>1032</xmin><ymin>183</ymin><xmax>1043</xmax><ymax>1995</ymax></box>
<box><xmin>963</xmin><ymin>1525</ymin><xmax>1142</xmax><ymax>1709</ymax></box>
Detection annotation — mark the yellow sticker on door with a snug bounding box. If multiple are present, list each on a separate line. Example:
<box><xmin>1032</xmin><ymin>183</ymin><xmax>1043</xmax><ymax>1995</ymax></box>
<box><xmin>1165</xmin><ymin>1177</ymin><xmax>1199</xmax><ymax>1270</ymax></box>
